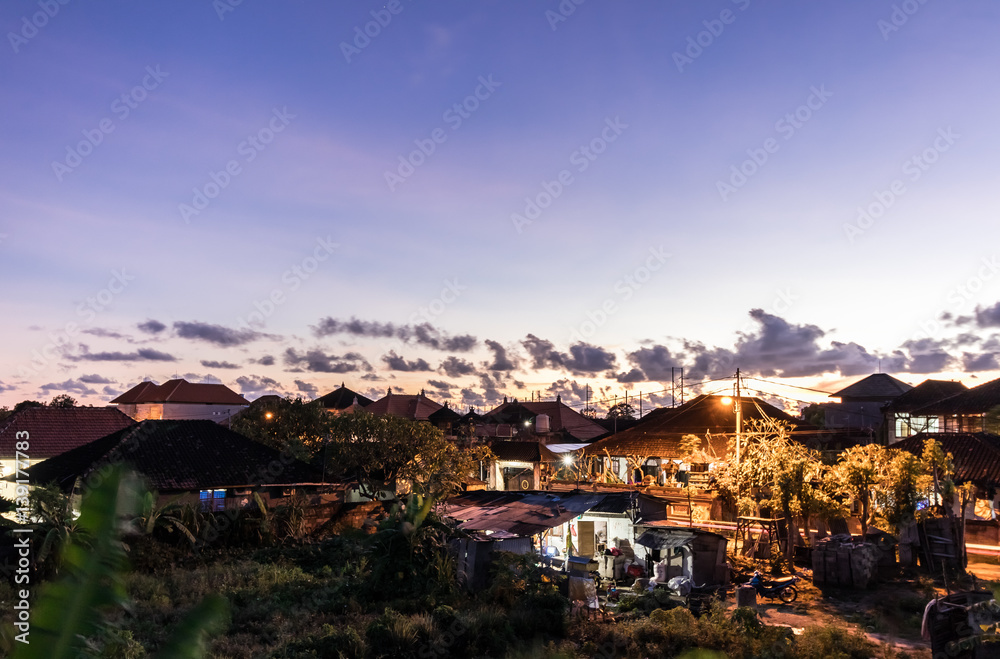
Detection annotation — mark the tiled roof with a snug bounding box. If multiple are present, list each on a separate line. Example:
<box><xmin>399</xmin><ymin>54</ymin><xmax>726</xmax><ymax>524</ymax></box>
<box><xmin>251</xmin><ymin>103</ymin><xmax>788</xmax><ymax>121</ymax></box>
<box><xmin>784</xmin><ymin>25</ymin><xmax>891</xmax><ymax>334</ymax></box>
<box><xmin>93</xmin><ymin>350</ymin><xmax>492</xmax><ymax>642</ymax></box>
<box><xmin>0</xmin><ymin>407</ymin><xmax>136</xmax><ymax>459</ymax></box>
<box><xmin>485</xmin><ymin>400</ymin><xmax>606</xmax><ymax>441</ymax></box>
<box><xmin>582</xmin><ymin>394</ymin><xmax>800</xmax><ymax>459</ymax></box>
<box><xmin>25</xmin><ymin>419</ymin><xmax>323</xmax><ymax>492</ymax></box>
<box><xmin>364</xmin><ymin>392</ymin><xmax>443</xmax><ymax>420</ymax></box>
<box><xmin>883</xmin><ymin>379</ymin><xmax>968</xmax><ymax>413</ymax></box>
<box><xmin>831</xmin><ymin>373</ymin><xmax>913</xmax><ymax>401</ymax></box>
<box><xmin>111</xmin><ymin>379</ymin><xmax>249</xmax><ymax>406</ymax></box>
<box><xmin>490</xmin><ymin>440</ymin><xmax>559</xmax><ymax>463</ymax></box>
<box><xmin>913</xmin><ymin>377</ymin><xmax>1000</xmax><ymax>416</ymax></box>
<box><xmin>428</xmin><ymin>405</ymin><xmax>461</xmax><ymax>424</ymax></box>
<box><xmin>891</xmin><ymin>431</ymin><xmax>1000</xmax><ymax>488</ymax></box>
<box><xmin>314</xmin><ymin>384</ymin><xmax>373</xmax><ymax>410</ymax></box>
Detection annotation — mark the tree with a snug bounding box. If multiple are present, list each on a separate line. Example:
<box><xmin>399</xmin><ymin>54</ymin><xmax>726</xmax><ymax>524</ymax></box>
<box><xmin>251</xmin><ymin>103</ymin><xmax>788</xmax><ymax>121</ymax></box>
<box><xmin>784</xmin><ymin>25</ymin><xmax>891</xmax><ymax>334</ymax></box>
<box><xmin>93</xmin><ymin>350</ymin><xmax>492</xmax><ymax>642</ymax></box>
<box><xmin>48</xmin><ymin>394</ymin><xmax>77</xmax><ymax>408</ymax></box>
<box><xmin>229</xmin><ymin>396</ymin><xmax>327</xmax><ymax>460</ymax></box>
<box><xmin>606</xmin><ymin>402</ymin><xmax>636</xmax><ymax>421</ymax></box>
<box><xmin>800</xmin><ymin>403</ymin><xmax>826</xmax><ymax>428</ymax></box>
<box><xmin>833</xmin><ymin>445</ymin><xmax>884</xmax><ymax>539</ymax></box>
<box><xmin>13</xmin><ymin>400</ymin><xmax>44</xmax><ymax>413</ymax></box>
<box><xmin>325</xmin><ymin>411</ymin><xmax>457</xmax><ymax>501</ymax></box>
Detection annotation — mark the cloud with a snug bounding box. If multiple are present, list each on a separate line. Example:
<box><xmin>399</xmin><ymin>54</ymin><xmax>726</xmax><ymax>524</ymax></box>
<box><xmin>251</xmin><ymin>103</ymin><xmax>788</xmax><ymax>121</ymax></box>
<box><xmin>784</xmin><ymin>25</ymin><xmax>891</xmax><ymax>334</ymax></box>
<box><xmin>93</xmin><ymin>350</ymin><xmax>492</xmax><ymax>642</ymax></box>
<box><xmin>235</xmin><ymin>375</ymin><xmax>285</xmax><ymax>397</ymax></box>
<box><xmin>311</xmin><ymin>316</ymin><xmax>476</xmax><ymax>352</ymax></box>
<box><xmin>626</xmin><ymin>344</ymin><xmax>677</xmax><ymax>382</ymax></box>
<box><xmin>102</xmin><ymin>385</ymin><xmax>122</xmax><ymax>397</ymax></box>
<box><xmin>615</xmin><ymin>368</ymin><xmax>646</xmax><ymax>383</ymax></box>
<box><xmin>39</xmin><ymin>379</ymin><xmax>98</xmax><ymax>396</ymax></box>
<box><xmin>0</xmin><ymin>380</ymin><xmax>16</xmax><ymax>392</ymax></box>
<box><xmin>426</xmin><ymin>379</ymin><xmax>454</xmax><ymax>393</ymax></box>
<box><xmin>896</xmin><ymin>338</ymin><xmax>956</xmax><ymax>373</ymax></box>
<box><xmin>461</xmin><ymin>387</ymin><xmax>485</xmax><ymax>408</ymax></box>
<box><xmin>439</xmin><ymin>356</ymin><xmax>477</xmax><ymax>377</ymax></box>
<box><xmin>137</xmin><ymin>319</ymin><xmax>167</xmax><ymax>334</ymax></box>
<box><xmin>522</xmin><ymin>334</ymin><xmax>563</xmax><ymax>369</ymax></box>
<box><xmin>563</xmin><ymin>343</ymin><xmax>617</xmax><ymax>374</ymax></box>
<box><xmin>71</xmin><ymin>347</ymin><xmax>177</xmax><ymax>362</ymax></box>
<box><xmin>256</xmin><ymin>355</ymin><xmax>275</xmax><ymax>366</ymax></box>
<box><xmin>173</xmin><ymin>321</ymin><xmax>266</xmax><ymax>347</ymax></box>
<box><xmin>484</xmin><ymin>340</ymin><xmax>517</xmax><ymax>371</ymax></box>
<box><xmin>544</xmin><ymin>378</ymin><xmax>590</xmax><ymax>406</ymax></box>
<box><xmin>963</xmin><ymin>352</ymin><xmax>999</xmax><ymax>371</ymax></box>
<box><xmin>976</xmin><ymin>302</ymin><xmax>1000</xmax><ymax>328</ymax></box>
<box><xmin>79</xmin><ymin>374</ymin><xmax>115</xmax><ymax>384</ymax></box>
<box><xmin>283</xmin><ymin>348</ymin><xmax>370</xmax><ymax>373</ymax></box>
<box><xmin>382</xmin><ymin>351</ymin><xmax>432</xmax><ymax>372</ymax></box>
<box><xmin>294</xmin><ymin>379</ymin><xmax>319</xmax><ymax>397</ymax></box>
<box><xmin>82</xmin><ymin>327</ymin><xmax>129</xmax><ymax>340</ymax></box>
<box><xmin>200</xmin><ymin>360</ymin><xmax>241</xmax><ymax>369</ymax></box>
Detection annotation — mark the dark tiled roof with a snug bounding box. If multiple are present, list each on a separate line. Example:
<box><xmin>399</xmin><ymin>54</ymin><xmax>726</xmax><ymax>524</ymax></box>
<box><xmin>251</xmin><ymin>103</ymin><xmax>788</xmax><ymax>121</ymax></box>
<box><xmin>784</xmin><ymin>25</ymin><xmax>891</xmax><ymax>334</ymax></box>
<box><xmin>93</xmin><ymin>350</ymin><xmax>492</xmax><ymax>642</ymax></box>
<box><xmin>831</xmin><ymin>373</ymin><xmax>913</xmax><ymax>401</ymax></box>
<box><xmin>489</xmin><ymin>440</ymin><xmax>559</xmax><ymax>463</ymax></box>
<box><xmin>883</xmin><ymin>379</ymin><xmax>968</xmax><ymax>413</ymax></box>
<box><xmin>314</xmin><ymin>384</ymin><xmax>373</xmax><ymax>410</ymax></box>
<box><xmin>583</xmin><ymin>394</ymin><xmax>799</xmax><ymax>459</ymax></box>
<box><xmin>914</xmin><ymin>377</ymin><xmax>1000</xmax><ymax>416</ymax></box>
<box><xmin>111</xmin><ymin>379</ymin><xmax>249</xmax><ymax>406</ymax></box>
<box><xmin>0</xmin><ymin>407</ymin><xmax>136</xmax><ymax>459</ymax></box>
<box><xmin>365</xmin><ymin>392</ymin><xmax>443</xmax><ymax>420</ymax></box>
<box><xmin>485</xmin><ymin>400</ymin><xmax>606</xmax><ymax>441</ymax></box>
<box><xmin>891</xmin><ymin>431</ymin><xmax>1000</xmax><ymax>488</ymax></box>
<box><xmin>25</xmin><ymin>419</ymin><xmax>323</xmax><ymax>492</ymax></box>
<box><xmin>428</xmin><ymin>405</ymin><xmax>461</xmax><ymax>424</ymax></box>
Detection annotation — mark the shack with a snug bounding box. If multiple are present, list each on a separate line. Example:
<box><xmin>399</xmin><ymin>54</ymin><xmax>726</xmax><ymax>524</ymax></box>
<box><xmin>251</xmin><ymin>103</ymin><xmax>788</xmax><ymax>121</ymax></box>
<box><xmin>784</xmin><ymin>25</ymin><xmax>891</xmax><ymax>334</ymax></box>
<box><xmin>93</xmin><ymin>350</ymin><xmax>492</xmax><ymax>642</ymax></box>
<box><xmin>634</xmin><ymin>524</ymin><xmax>730</xmax><ymax>586</ymax></box>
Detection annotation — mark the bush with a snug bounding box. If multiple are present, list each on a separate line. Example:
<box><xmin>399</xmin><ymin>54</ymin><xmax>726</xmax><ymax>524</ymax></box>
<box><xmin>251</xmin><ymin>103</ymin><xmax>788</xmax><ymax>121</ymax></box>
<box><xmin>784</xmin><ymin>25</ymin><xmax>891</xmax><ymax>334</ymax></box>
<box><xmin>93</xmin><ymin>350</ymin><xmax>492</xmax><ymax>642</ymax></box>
<box><xmin>793</xmin><ymin>625</ymin><xmax>878</xmax><ymax>659</ymax></box>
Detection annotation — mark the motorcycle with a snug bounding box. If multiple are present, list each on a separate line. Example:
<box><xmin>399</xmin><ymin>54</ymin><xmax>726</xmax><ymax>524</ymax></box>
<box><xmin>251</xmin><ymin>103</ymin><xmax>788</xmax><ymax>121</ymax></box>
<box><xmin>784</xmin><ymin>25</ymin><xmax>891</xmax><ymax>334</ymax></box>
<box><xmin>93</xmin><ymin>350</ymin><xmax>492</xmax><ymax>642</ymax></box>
<box><xmin>747</xmin><ymin>571</ymin><xmax>800</xmax><ymax>604</ymax></box>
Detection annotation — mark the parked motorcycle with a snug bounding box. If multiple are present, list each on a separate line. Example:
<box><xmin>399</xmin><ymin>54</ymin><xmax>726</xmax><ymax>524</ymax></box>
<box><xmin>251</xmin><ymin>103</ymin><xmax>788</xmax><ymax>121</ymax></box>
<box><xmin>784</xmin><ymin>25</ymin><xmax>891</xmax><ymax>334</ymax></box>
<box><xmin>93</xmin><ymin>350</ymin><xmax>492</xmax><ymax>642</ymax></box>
<box><xmin>747</xmin><ymin>571</ymin><xmax>800</xmax><ymax>604</ymax></box>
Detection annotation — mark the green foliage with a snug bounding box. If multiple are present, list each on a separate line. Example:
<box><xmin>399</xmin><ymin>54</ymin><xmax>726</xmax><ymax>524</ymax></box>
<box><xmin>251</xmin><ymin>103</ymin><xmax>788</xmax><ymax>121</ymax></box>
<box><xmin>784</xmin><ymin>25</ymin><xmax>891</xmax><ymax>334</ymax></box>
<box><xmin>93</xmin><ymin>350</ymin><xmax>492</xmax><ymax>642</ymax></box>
<box><xmin>3</xmin><ymin>466</ymin><xmax>227</xmax><ymax>659</ymax></box>
<box><xmin>229</xmin><ymin>396</ymin><xmax>325</xmax><ymax>459</ymax></box>
<box><xmin>606</xmin><ymin>402</ymin><xmax>636</xmax><ymax>420</ymax></box>
<box><xmin>793</xmin><ymin>625</ymin><xmax>879</xmax><ymax>659</ymax></box>
<box><xmin>48</xmin><ymin>394</ymin><xmax>77</xmax><ymax>408</ymax></box>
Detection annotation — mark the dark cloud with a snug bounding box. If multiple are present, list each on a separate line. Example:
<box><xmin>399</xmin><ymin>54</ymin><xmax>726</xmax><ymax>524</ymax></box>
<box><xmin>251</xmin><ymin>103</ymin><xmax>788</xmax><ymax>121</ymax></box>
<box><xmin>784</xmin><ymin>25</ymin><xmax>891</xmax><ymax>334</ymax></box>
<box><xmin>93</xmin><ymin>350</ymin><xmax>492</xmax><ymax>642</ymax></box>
<box><xmin>626</xmin><ymin>345</ymin><xmax>677</xmax><ymax>382</ymax></box>
<box><xmin>283</xmin><ymin>348</ymin><xmax>369</xmax><ymax>373</ymax></box>
<box><xmin>963</xmin><ymin>352</ymin><xmax>999</xmax><ymax>372</ymax></box>
<box><xmin>173</xmin><ymin>321</ymin><xmax>264</xmax><ymax>347</ymax></box>
<box><xmin>137</xmin><ymin>319</ymin><xmax>167</xmax><ymax>334</ymax></box>
<box><xmin>484</xmin><ymin>340</ymin><xmax>517</xmax><ymax>371</ymax></box>
<box><xmin>544</xmin><ymin>378</ymin><xmax>589</xmax><ymax>406</ymax></box>
<box><xmin>72</xmin><ymin>348</ymin><xmax>177</xmax><ymax>362</ymax></box>
<box><xmin>294</xmin><ymin>379</ymin><xmax>319</xmax><ymax>397</ymax></box>
<box><xmin>426</xmin><ymin>379</ymin><xmax>454</xmax><ymax>392</ymax></box>
<box><xmin>479</xmin><ymin>372</ymin><xmax>504</xmax><ymax>404</ymax></box>
<box><xmin>235</xmin><ymin>375</ymin><xmax>284</xmax><ymax>396</ymax></box>
<box><xmin>311</xmin><ymin>317</ymin><xmax>476</xmax><ymax>352</ymax></box>
<box><xmin>79</xmin><ymin>374</ymin><xmax>114</xmax><ymax>384</ymax></box>
<box><xmin>200</xmin><ymin>360</ymin><xmax>241</xmax><ymax>369</ymax></box>
<box><xmin>439</xmin><ymin>356</ymin><xmax>478</xmax><ymax>378</ymax></box>
<box><xmin>257</xmin><ymin>355</ymin><xmax>275</xmax><ymax>366</ymax></box>
<box><xmin>563</xmin><ymin>343</ymin><xmax>617</xmax><ymax>374</ymax></box>
<box><xmin>615</xmin><ymin>368</ymin><xmax>646</xmax><ymax>383</ymax></box>
<box><xmin>461</xmin><ymin>388</ymin><xmax>485</xmax><ymax>408</ymax></box>
<box><xmin>0</xmin><ymin>380</ymin><xmax>17</xmax><ymax>392</ymax></box>
<box><xmin>39</xmin><ymin>379</ymin><xmax>98</xmax><ymax>396</ymax></box>
<box><xmin>102</xmin><ymin>385</ymin><xmax>122</xmax><ymax>397</ymax></box>
<box><xmin>522</xmin><ymin>334</ymin><xmax>563</xmax><ymax>369</ymax></box>
<box><xmin>976</xmin><ymin>302</ymin><xmax>1000</xmax><ymax>328</ymax></box>
<box><xmin>382</xmin><ymin>351</ymin><xmax>432</xmax><ymax>372</ymax></box>
<box><xmin>897</xmin><ymin>338</ymin><xmax>956</xmax><ymax>373</ymax></box>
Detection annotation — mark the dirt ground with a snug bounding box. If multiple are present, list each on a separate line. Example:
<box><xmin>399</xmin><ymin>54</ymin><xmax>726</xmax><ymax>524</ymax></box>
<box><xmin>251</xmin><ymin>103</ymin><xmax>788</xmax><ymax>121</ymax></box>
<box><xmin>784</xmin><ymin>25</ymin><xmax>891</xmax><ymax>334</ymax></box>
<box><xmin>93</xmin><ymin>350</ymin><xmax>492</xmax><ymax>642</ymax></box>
<box><xmin>739</xmin><ymin>566</ymin><xmax>943</xmax><ymax>658</ymax></box>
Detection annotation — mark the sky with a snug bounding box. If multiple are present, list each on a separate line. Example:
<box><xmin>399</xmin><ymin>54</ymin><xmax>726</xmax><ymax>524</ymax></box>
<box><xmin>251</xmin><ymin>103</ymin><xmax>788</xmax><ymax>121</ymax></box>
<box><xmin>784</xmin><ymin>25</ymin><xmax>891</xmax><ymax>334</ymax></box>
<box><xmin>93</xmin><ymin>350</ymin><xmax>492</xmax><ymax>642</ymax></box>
<box><xmin>2</xmin><ymin>0</ymin><xmax>1000</xmax><ymax>414</ymax></box>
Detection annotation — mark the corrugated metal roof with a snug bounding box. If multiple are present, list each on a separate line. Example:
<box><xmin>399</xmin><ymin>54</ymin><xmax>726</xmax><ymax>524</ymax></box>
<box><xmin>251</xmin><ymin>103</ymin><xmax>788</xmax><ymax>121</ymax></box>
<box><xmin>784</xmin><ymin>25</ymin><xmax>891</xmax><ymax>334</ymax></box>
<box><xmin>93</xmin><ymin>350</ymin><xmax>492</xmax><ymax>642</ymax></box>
<box><xmin>443</xmin><ymin>490</ymin><xmax>636</xmax><ymax>536</ymax></box>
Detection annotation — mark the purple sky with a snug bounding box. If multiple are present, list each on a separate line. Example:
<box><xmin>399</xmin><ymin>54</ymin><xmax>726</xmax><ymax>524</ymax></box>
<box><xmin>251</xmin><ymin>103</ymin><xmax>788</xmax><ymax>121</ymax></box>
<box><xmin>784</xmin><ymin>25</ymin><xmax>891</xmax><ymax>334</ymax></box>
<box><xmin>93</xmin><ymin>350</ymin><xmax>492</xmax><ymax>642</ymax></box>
<box><xmin>2</xmin><ymin>1</ymin><xmax>1000</xmax><ymax>413</ymax></box>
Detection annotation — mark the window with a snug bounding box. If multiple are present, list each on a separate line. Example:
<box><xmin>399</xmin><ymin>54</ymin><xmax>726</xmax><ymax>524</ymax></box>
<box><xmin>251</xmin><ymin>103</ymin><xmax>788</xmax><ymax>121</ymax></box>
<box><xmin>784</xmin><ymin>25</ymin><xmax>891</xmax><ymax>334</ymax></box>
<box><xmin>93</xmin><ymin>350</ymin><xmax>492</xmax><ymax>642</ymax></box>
<box><xmin>199</xmin><ymin>489</ymin><xmax>227</xmax><ymax>512</ymax></box>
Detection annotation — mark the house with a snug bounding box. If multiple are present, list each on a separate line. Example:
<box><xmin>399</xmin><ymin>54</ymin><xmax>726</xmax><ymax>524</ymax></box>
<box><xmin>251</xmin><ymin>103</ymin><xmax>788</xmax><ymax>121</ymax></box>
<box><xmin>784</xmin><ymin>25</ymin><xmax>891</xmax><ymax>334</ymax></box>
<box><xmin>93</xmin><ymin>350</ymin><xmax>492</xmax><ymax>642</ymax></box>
<box><xmin>111</xmin><ymin>379</ymin><xmax>249</xmax><ymax>424</ymax></box>
<box><xmin>24</xmin><ymin>419</ymin><xmax>329</xmax><ymax>511</ymax></box>
<box><xmin>487</xmin><ymin>440</ymin><xmax>560</xmax><ymax>491</ymax></box>
<box><xmin>474</xmin><ymin>397</ymin><xmax>607</xmax><ymax>443</ymax></box>
<box><xmin>364</xmin><ymin>388</ymin><xmax>443</xmax><ymax>421</ymax></box>
<box><xmin>0</xmin><ymin>406</ymin><xmax>136</xmax><ymax>499</ymax></box>
<box><xmin>427</xmin><ymin>403</ymin><xmax>462</xmax><ymax>436</ymax></box>
<box><xmin>883</xmin><ymin>379</ymin><xmax>969</xmax><ymax>444</ymax></box>
<box><xmin>581</xmin><ymin>394</ymin><xmax>801</xmax><ymax>486</ymax></box>
<box><xmin>314</xmin><ymin>383</ymin><xmax>373</xmax><ymax>415</ymax></box>
<box><xmin>824</xmin><ymin>373</ymin><xmax>912</xmax><ymax>435</ymax></box>
<box><xmin>908</xmin><ymin>376</ymin><xmax>1000</xmax><ymax>434</ymax></box>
